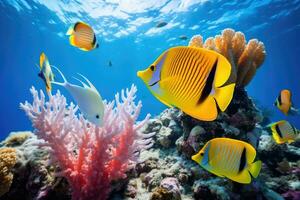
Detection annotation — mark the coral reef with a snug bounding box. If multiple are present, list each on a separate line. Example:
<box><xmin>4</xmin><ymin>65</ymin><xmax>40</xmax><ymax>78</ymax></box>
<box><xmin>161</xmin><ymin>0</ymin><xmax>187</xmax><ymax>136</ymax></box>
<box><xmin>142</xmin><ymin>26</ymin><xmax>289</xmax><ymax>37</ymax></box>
<box><xmin>0</xmin><ymin>147</ymin><xmax>17</xmax><ymax>197</ymax></box>
<box><xmin>1</xmin><ymin>29</ymin><xmax>298</xmax><ymax>200</ymax></box>
<box><xmin>0</xmin><ymin>131</ymin><xmax>33</xmax><ymax>147</ymax></box>
<box><xmin>188</xmin><ymin>28</ymin><xmax>266</xmax><ymax>87</ymax></box>
<box><xmin>1</xmin><ymin>101</ymin><xmax>299</xmax><ymax>200</ymax></box>
<box><xmin>18</xmin><ymin>85</ymin><xmax>154</xmax><ymax>200</ymax></box>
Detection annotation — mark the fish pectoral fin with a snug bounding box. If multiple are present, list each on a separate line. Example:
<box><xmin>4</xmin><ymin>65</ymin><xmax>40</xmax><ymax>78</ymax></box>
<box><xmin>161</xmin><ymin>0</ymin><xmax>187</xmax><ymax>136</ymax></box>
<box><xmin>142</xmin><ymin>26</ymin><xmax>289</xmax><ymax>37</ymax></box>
<box><xmin>213</xmin><ymin>83</ymin><xmax>235</xmax><ymax>112</ymax></box>
<box><xmin>184</xmin><ymin>96</ymin><xmax>218</xmax><ymax>121</ymax></box>
<box><xmin>228</xmin><ymin>170</ymin><xmax>252</xmax><ymax>184</ymax></box>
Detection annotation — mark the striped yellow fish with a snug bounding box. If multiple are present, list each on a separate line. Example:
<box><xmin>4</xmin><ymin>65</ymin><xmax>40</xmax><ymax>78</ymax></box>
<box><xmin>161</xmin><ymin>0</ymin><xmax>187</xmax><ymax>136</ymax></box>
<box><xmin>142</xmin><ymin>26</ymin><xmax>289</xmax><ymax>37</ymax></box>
<box><xmin>66</xmin><ymin>21</ymin><xmax>98</xmax><ymax>51</ymax></box>
<box><xmin>37</xmin><ymin>52</ymin><xmax>54</xmax><ymax>93</ymax></box>
<box><xmin>268</xmin><ymin>120</ymin><xmax>299</xmax><ymax>144</ymax></box>
<box><xmin>192</xmin><ymin>138</ymin><xmax>262</xmax><ymax>184</ymax></box>
<box><xmin>137</xmin><ymin>46</ymin><xmax>235</xmax><ymax>121</ymax></box>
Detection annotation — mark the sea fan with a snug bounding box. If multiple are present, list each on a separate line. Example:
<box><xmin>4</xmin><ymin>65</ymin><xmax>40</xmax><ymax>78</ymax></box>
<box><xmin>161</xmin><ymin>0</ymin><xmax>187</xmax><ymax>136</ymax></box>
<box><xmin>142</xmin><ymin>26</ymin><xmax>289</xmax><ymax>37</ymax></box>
<box><xmin>20</xmin><ymin>85</ymin><xmax>154</xmax><ymax>200</ymax></box>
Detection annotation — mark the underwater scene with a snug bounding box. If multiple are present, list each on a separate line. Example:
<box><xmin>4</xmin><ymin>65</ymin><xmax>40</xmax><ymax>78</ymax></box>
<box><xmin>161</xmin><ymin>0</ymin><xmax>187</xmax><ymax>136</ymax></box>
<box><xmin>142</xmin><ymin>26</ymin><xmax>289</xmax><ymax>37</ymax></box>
<box><xmin>0</xmin><ymin>0</ymin><xmax>300</xmax><ymax>200</ymax></box>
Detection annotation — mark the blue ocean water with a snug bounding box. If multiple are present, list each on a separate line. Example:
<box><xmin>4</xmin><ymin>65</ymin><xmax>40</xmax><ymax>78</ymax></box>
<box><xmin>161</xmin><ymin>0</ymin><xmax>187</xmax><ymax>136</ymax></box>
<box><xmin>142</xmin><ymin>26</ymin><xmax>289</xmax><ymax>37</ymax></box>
<box><xmin>0</xmin><ymin>0</ymin><xmax>299</xmax><ymax>140</ymax></box>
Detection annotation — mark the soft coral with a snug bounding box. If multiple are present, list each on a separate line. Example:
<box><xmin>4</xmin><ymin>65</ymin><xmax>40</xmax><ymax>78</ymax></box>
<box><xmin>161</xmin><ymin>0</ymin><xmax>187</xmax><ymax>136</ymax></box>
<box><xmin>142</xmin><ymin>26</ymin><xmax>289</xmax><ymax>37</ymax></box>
<box><xmin>20</xmin><ymin>85</ymin><xmax>154</xmax><ymax>200</ymax></box>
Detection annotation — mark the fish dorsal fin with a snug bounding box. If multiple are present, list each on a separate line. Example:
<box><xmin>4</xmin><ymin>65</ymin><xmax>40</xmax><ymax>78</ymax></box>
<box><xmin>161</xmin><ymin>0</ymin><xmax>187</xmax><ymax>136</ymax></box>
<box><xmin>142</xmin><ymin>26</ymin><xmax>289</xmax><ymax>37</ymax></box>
<box><xmin>76</xmin><ymin>73</ymin><xmax>98</xmax><ymax>92</ymax></box>
<box><xmin>40</xmin><ymin>52</ymin><xmax>47</xmax><ymax>69</ymax></box>
<box><xmin>72</xmin><ymin>76</ymin><xmax>90</xmax><ymax>89</ymax></box>
<box><xmin>51</xmin><ymin>66</ymin><xmax>68</xmax><ymax>87</ymax></box>
<box><xmin>76</xmin><ymin>22</ymin><xmax>91</xmax><ymax>32</ymax></box>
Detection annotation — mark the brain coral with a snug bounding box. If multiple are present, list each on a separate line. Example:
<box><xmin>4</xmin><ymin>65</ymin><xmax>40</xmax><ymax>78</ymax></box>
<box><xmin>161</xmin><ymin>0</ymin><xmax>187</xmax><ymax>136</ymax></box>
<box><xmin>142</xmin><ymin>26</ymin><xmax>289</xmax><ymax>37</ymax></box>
<box><xmin>0</xmin><ymin>147</ymin><xmax>17</xmax><ymax>197</ymax></box>
<box><xmin>188</xmin><ymin>28</ymin><xmax>266</xmax><ymax>87</ymax></box>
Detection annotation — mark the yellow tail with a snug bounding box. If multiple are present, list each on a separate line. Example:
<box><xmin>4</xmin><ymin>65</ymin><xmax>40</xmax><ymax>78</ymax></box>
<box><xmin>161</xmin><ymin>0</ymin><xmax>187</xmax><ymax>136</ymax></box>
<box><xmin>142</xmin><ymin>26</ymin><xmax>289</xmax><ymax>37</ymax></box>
<box><xmin>249</xmin><ymin>160</ymin><xmax>262</xmax><ymax>178</ymax></box>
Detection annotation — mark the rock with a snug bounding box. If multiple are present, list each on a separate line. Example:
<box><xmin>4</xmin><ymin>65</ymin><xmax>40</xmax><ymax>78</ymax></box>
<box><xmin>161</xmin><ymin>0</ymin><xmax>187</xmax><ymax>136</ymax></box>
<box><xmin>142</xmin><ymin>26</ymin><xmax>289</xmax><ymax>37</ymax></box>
<box><xmin>157</xmin><ymin>127</ymin><xmax>173</xmax><ymax>148</ymax></box>
<box><xmin>136</xmin><ymin>157</ymin><xmax>158</xmax><ymax>175</ymax></box>
<box><xmin>150</xmin><ymin>178</ymin><xmax>181</xmax><ymax>200</ymax></box>
<box><xmin>187</xmin><ymin>126</ymin><xmax>205</xmax><ymax>152</ymax></box>
<box><xmin>124</xmin><ymin>180</ymin><xmax>137</xmax><ymax>198</ymax></box>
<box><xmin>193</xmin><ymin>179</ymin><xmax>230</xmax><ymax>200</ymax></box>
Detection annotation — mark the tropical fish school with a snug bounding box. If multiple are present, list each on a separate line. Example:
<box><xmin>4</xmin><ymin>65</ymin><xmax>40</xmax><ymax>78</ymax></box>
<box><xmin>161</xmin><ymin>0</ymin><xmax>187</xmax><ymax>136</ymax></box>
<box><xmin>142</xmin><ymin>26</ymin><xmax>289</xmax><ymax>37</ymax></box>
<box><xmin>37</xmin><ymin>21</ymin><xmax>299</xmax><ymax>184</ymax></box>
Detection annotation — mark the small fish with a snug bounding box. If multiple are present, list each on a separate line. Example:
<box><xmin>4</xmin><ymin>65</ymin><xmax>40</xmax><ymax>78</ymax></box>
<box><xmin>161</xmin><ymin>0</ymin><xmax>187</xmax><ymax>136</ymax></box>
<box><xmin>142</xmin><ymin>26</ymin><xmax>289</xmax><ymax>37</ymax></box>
<box><xmin>137</xmin><ymin>46</ymin><xmax>235</xmax><ymax>121</ymax></box>
<box><xmin>274</xmin><ymin>89</ymin><xmax>298</xmax><ymax>115</ymax></box>
<box><xmin>37</xmin><ymin>52</ymin><xmax>54</xmax><ymax>93</ymax></box>
<box><xmin>179</xmin><ymin>35</ymin><xmax>188</xmax><ymax>40</ymax></box>
<box><xmin>268</xmin><ymin>120</ymin><xmax>299</xmax><ymax>144</ymax></box>
<box><xmin>108</xmin><ymin>60</ymin><xmax>112</xmax><ymax>67</ymax></box>
<box><xmin>66</xmin><ymin>21</ymin><xmax>99</xmax><ymax>51</ymax></box>
<box><xmin>156</xmin><ymin>21</ymin><xmax>168</xmax><ymax>28</ymax></box>
<box><xmin>51</xmin><ymin>66</ymin><xmax>104</xmax><ymax>126</ymax></box>
<box><xmin>192</xmin><ymin>138</ymin><xmax>262</xmax><ymax>184</ymax></box>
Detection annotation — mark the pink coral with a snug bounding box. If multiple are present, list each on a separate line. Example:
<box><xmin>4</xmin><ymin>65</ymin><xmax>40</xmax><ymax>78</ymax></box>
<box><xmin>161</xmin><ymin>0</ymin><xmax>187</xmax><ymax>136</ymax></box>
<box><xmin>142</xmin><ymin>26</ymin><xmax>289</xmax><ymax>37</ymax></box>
<box><xmin>20</xmin><ymin>85</ymin><xmax>154</xmax><ymax>200</ymax></box>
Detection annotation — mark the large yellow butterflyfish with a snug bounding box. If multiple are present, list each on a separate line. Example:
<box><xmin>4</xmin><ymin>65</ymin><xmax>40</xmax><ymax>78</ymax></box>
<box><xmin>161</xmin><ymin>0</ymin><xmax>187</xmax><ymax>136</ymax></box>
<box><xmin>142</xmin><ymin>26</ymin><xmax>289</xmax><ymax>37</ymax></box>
<box><xmin>268</xmin><ymin>120</ymin><xmax>299</xmax><ymax>144</ymax></box>
<box><xmin>137</xmin><ymin>46</ymin><xmax>235</xmax><ymax>121</ymax></box>
<box><xmin>192</xmin><ymin>138</ymin><xmax>262</xmax><ymax>184</ymax></box>
<box><xmin>66</xmin><ymin>21</ymin><xmax>98</xmax><ymax>51</ymax></box>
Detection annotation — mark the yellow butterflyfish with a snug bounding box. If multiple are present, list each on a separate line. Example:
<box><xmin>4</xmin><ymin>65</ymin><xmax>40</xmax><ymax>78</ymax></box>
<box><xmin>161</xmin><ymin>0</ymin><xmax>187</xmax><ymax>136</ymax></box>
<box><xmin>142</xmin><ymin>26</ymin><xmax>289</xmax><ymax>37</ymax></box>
<box><xmin>137</xmin><ymin>46</ymin><xmax>235</xmax><ymax>121</ymax></box>
<box><xmin>192</xmin><ymin>138</ymin><xmax>262</xmax><ymax>184</ymax></box>
<box><xmin>268</xmin><ymin>120</ymin><xmax>299</xmax><ymax>144</ymax></box>
<box><xmin>274</xmin><ymin>89</ymin><xmax>298</xmax><ymax>115</ymax></box>
<box><xmin>66</xmin><ymin>21</ymin><xmax>99</xmax><ymax>51</ymax></box>
<box><xmin>37</xmin><ymin>52</ymin><xmax>54</xmax><ymax>93</ymax></box>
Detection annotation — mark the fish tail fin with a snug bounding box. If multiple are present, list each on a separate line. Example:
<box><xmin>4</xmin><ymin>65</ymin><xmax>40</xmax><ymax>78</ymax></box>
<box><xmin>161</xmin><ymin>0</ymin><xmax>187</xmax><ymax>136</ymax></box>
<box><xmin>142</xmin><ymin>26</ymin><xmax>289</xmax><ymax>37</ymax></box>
<box><xmin>249</xmin><ymin>160</ymin><xmax>262</xmax><ymax>178</ymax></box>
<box><xmin>213</xmin><ymin>83</ymin><xmax>235</xmax><ymax>111</ymax></box>
<box><xmin>51</xmin><ymin>66</ymin><xmax>67</xmax><ymax>87</ymax></box>
<box><xmin>66</xmin><ymin>25</ymin><xmax>74</xmax><ymax>35</ymax></box>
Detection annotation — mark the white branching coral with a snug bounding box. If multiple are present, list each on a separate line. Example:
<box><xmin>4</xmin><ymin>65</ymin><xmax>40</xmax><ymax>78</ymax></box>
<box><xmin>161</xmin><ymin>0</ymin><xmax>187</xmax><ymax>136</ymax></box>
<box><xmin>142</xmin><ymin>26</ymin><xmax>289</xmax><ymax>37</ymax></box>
<box><xmin>20</xmin><ymin>85</ymin><xmax>154</xmax><ymax>200</ymax></box>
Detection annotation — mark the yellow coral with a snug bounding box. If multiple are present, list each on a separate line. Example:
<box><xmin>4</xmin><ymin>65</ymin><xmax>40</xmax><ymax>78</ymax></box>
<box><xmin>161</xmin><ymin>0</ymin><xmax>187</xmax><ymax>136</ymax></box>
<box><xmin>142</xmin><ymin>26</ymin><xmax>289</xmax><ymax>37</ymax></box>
<box><xmin>189</xmin><ymin>28</ymin><xmax>266</xmax><ymax>87</ymax></box>
<box><xmin>0</xmin><ymin>148</ymin><xmax>17</xmax><ymax>197</ymax></box>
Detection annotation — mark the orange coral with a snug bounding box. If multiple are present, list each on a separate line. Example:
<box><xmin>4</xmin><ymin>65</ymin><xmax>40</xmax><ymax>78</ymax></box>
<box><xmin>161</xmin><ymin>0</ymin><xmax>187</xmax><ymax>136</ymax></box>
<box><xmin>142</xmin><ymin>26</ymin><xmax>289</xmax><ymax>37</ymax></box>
<box><xmin>189</xmin><ymin>28</ymin><xmax>266</xmax><ymax>87</ymax></box>
<box><xmin>0</xmin><ymin>148</ymin><xmax>17</xmax><ymax>197</ymax></box>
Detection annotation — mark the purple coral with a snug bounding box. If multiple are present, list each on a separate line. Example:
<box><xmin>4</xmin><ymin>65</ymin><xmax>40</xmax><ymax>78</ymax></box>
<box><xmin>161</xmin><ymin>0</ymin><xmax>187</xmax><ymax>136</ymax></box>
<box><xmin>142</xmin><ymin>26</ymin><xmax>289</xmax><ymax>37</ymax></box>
<box><xmin>20</xmin><ymin>85</ymin><xmax>154</xmax><ymax>200</ymax></box>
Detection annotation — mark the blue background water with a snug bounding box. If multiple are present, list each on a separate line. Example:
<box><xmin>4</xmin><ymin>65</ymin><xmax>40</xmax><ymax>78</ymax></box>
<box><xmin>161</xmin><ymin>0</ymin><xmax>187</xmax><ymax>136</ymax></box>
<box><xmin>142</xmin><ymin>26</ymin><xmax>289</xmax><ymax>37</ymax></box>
<box><xmin>0</xmin><ymin>0</ymin><xmax>300</xmax><ymax>140</ymax></box>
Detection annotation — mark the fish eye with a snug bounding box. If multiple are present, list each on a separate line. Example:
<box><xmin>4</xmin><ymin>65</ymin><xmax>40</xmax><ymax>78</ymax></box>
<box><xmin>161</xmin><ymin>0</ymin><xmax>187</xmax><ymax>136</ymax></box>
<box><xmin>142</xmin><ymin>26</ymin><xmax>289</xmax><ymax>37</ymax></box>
<box><xmin>200</xmin><ymin>152</ymin><xmax>204</xmax><ymax>156</ymax></box>
<box><xmin>150</xmin><ymin>65</ymin><xmax>155</xmax><ymax>71</ymax></box>
<box><xmin>96</xmin><ymin>114</ymin><xmax>99</xmax><ymax>119</ymax></box>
